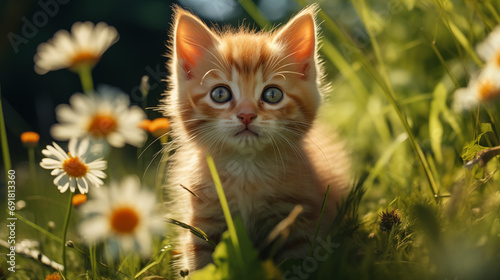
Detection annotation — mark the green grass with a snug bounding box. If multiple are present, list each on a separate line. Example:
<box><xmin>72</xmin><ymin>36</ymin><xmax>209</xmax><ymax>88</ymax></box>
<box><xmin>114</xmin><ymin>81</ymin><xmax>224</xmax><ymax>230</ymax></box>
<box><xmin>2</xmin><ymin>0</ymin><xmax>500</xmax><ymax>279</ymax></box>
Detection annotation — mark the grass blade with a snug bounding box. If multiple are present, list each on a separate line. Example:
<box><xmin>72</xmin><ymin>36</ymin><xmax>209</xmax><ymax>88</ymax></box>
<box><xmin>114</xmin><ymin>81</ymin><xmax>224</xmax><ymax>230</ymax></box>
<box><xmin>238</xmin><ymin>0</ymin><xmax>271</xmax><ymax>30</ymax></box>
<box><xmin>0</xmin><ymin>84</ymin><xmax>12</xmax><ymax>178</ymax></box>
<box><xmin>351</xmin><ymin>0</ymin><xmax>439</xmax><ymax>198</ymax></box>
<box><xmin>14</xmin><ymin>212</ymin><xmax>63</xmax><ymax>244</ymax></box>
<box><xmin>308</xmin><ymin>185</ymin><xmax>329</xmax><ymax>257</ymax></box>
<box><xmin>166</xmin><ymin>218</ymin><xmax>216</xmax><ymax>248</ymax></box>
<box><xmin>205</xmin><ymin>154</ymin><xmax>244</xmax><ymax>270</ymax></box>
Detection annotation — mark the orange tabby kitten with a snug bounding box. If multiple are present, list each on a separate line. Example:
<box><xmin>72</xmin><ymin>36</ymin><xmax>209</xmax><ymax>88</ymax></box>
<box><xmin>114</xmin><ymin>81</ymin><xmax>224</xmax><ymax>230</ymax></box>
<box><xmin>162</xmin><ymin>5</ymin><xmax>350</xmax><ymax>273</ymax></box>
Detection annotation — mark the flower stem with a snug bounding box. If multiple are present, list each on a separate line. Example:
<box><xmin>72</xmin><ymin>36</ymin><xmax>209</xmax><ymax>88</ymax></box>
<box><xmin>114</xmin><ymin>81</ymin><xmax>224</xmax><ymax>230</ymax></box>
<box><xmin>77</xmin><ymin>66</ymin><xmax>94</xmax><ymax>95</ymax></box>
<box><xmin>0</xmin><ymin>85</ymin><xmax>12</xmax><ymax>179</ymax></box>
<box><xmin>62</xmin><ymin>192</ymin><xmax>74</xmax><ymax>277</ymax></box>
<box><xmin>89</xmin><ymin>243</ymin><xmax>98</xmax><ymax>279</ymax></box>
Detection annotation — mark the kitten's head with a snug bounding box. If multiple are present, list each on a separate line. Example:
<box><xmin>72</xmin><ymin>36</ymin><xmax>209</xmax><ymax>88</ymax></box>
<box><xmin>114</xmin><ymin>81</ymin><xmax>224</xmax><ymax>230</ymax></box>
<box><xmin>165</xmin><ymin>5</ymin><xmax>324</xmax><ymax>151</ymax></box>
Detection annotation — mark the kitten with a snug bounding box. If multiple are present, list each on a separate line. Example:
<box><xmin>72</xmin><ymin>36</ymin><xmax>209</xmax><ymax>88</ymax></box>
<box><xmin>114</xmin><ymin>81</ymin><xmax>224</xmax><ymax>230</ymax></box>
<box><xmin>162</xmin><ymin>4</ymin><xmax>350</xmax><ymax>273</ymax></box>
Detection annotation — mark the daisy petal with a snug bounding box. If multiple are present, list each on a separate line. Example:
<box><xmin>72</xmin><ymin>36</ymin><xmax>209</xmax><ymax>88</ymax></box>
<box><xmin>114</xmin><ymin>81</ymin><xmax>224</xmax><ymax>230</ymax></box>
<box><xmin>58</xmin><ymin>182</ymin><xmax>70</xmax><ymax>193</ymax></box>
<box><xmin>77</xmin><ymin>176</ymin><xmax>164</xmax><ymax>260</ymax></box>
<box><xmin>69</xmin><ymin>178</ymin><xmax>77</xmax><ymax>193</ymax></box>
<box><xmin>34</xmin><ymin>21</ymin><xmax>118</xmax><ymax>74</ymax></box>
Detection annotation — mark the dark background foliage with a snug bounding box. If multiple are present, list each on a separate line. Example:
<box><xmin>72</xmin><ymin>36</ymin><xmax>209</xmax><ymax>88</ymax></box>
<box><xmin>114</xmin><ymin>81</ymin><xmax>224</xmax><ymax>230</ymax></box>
<box><xmin>1</xmin><ymin>0</ymin><xmax>310</xmax><ymax>158</ymax></box>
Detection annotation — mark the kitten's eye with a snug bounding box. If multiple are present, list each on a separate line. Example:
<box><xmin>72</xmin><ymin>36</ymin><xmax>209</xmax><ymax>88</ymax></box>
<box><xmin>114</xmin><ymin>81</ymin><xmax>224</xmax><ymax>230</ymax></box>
<box><xmin>262</xmin><ymin>87</ymin><xmax>283</xmax><ymax>104</ymax></box>
<box><xmin>210</xmin><ymin>86</ymin><xmax>232</xmax><ymax>103</ymax></box>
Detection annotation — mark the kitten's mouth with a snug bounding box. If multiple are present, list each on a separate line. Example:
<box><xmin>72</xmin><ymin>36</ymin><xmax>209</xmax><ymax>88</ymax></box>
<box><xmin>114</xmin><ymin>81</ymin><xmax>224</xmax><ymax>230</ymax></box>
<box><xmin>236</xmin><ymin>128</ymin><xmax>259</xmax><ymax>137</ymax></box>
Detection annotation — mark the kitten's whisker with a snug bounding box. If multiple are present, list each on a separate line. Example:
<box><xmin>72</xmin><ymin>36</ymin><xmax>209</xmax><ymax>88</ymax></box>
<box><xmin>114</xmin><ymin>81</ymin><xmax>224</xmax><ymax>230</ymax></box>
<box><xmin>266</xmin><ymin>50</ymin><xmax>301</xmax><ymax>77</ymax></box>
<box><xmin>188</xmin><ymin>128</ymin><xmax>220</xmax><ymax>144</ymax></box>
<box><xmin>211</xmin><ymin>129</ymin><xmax>229</xmax><ymax>159</ymax></box>
<box><xmin>200</xmin><ymin>69</ymin><xmax>224</xmax><ymax>85</ymax></box>
<box><xmin>215</xmin><ymin>133</ymin><xmax>227</xmax><ymax>160</ymax></box>
<box><xmin>144</xmin><ymin>142</ymin><xmax>171</xmax><ymax>181</ymax></box>
<box><xmin>168</xmin><ymin>125</ymin><xmax>219</xmax><ymax>148</ymax></box>
<box><xmin>187</xmin><ymin>40</ymin><xmax>230</xmax><ymax>73</ymax></box>
<box><xmin>265</xmin><ymin>54</ymin><xmax>284</xmax><ymax>78</ymax></box>
<box><xmin>286</xmin><ymin>122</ymin><xmax>335</xmax><ymax>145</ymax></box>
<box><xmin>203</xmin><ymin>132</ymin><xmax>222</xmax><ymax>153</ymax></box>
<box><xmin>280</xmin><ymin>125</ymin><xmax>332</xmax><ymax>172</ymax></box>
<box><xmin>265</xmin><ymin>133</ymin><xmax>287</xmax><ymax>179</ymax></box>
<box><xmin>268</xmin><ymin>50</ymin><xmax>299</xmax><ymax>73</ymax></box>
<box><xmin>188</xmin><ymin>124</ymin><xmax>226</xmax><ymax>154</ymax></box>
<box><xmin>143</xmin><ymin>131</ymin><xmax>177</xmax><ymax>175</ymax></box>
<box><xmin>207</xmin><ymin>134</ymin><xmax>225</xmax><ymax>156</ymax></box>
<box><xmin>139</xmin><ymin>132</ymin><xmax>171</xmax><ymax>159</ymax></box>
<box><xmin>273</xmin><ymin>73</ymin><xmax>286</xmax><ymax>80</ymax></box>
<box><xmin>275</xmin><ymin>71</ymin><xmax>304</xmax><ymax>77</ymax></box>
<box><xmin>272</xmin><ymin>62</ymin><xmax>300</xmax><ymax>73</ymax></box>
<box><xmin>266</xmin><ymin>54</ymin><xmax>303</xmax><ymax>82</ymax></box>
<box><xmin>280</xmin><ymin>120</ymin><xmax>328</xmax><ymax>137</ymax></box>
<box><xmin>154</xmin><ymin>145</ymin><xmax>172</xmax><ymax>185</ymax></box>
<box><xmin>273</xmin><ymin>130</ymin><xmax>311</xmax><ymax>171</ymax></box>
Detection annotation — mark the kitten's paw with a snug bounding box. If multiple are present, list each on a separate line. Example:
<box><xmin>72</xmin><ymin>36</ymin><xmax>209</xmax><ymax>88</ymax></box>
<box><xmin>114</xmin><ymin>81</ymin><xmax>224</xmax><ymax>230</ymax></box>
<box><xmin>180</xmin><ymin>268</ymin><xmax>189</xmax><ymax>278</ymax></box>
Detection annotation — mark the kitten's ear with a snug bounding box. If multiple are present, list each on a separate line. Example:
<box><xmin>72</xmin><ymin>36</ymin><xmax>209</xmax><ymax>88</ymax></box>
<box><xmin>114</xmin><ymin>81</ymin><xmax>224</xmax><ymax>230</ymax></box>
<box><xmin>274</xmin><ymin>6</ymin><xmax>317</xmax><ymax>63</ymax></box>
<box><xmin>173</xmin><ymin>7</ymin><xmax>219</xmax><ymax>77</ymax></box>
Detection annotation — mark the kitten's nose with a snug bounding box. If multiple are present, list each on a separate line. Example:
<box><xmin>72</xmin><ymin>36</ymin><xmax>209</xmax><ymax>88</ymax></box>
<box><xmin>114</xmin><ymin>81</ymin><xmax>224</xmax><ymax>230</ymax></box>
<box><xmin>238</xmin><ymin>113</ymin><xmax>256</xmax><ymax>126</ymax></box>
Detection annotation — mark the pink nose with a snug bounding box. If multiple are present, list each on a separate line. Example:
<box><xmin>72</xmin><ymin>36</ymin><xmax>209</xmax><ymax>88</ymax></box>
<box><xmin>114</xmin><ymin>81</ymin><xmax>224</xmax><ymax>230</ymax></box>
<box><xmin>238</xmin><ymin>113</ymin><xmax>256</xmax><ymax>126</ymax></box>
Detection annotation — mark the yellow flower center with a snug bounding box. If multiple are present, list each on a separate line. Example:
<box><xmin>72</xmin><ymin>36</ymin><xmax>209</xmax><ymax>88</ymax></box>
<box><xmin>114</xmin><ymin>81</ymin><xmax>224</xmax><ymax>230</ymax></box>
<box><xmin>70</xmin><ymin>51</ymin><xmax>99</xmax><ymax>69</ymax></box>
<box><xmin>478</xmin><ymin>79</ymin><xmax>500</xmax><ymax>102</ymax></box>
<box><xmin>88</xmin><ymin>114</ymin><xmax>117</xmax><ymax>137</ymax></box>
<box><xmin>496</xmin><ymin>51</ymin><xmax>500</xmax><ymax>67</ymax></box>
<box><xmin>62</xmin><ymin>156</ymin><xmax>88</xmax><ymax>178</ymax></box>
<box><xmin>110</xmin><ymin>206</ymin><xmax>140</xmax><ymax>234</ymax></box>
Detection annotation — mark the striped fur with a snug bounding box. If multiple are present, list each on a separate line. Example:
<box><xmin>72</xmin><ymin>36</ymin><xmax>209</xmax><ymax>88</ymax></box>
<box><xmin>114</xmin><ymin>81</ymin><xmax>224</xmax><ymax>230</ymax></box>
<box><xmin>161</xmin><ymin>5</ymin><xmax>350</xmax><ymax>274</ymax></box>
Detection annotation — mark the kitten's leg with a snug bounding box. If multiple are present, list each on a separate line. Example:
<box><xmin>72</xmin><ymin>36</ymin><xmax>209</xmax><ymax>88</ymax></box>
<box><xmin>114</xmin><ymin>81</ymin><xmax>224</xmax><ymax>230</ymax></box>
<box><xmin>175</xmin><ymin>232</ymin><xmax>214</xmax><ymax>279</ymax></box>
<box><xmin>183</xmin><ymin>233</ymin><xmax>214</xmax><ymax>270</ymax></box>
<box><xmin>179</xmin><ymin>211</ymin><xmax>226</xmax><ymax>274</ymax></box>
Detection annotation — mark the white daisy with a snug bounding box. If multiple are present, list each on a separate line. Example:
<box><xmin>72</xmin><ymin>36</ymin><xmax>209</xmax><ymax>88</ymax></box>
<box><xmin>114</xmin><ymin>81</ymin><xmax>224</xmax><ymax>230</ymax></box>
<box><xmin>50</xmin><ymin>86</ymin><xmax>147</xmax><ymax>148</ymax></box>
<box><xmin>40</xmin><ymin>138</ymin><xmax>107</xmax><ymax>194</ymax></box>
<box><xmin>453</xmin><ymin>26</ymin><xmax>500</xmax><ymax>111</ymax></box>
<box><xmin>78</xmin><ymin>176</ymin><xmax>165</xmax><ymax>258</ymax></box>
<box><xmin>476</xmin><ymin>25</ymin><xmax>500</xmax><ymax>68</ymax></box>
<box><xmin>34</xmin><ymin>21</ymin><xmax>119</xmax><ymax>74</ymax></box>
<box><xmin>476</xmin><ymin>65</ymin><xmax>500</xmax><ymax>102</ymax></box>
<box><xmin>453</xmin><ymin>64</ymin><xmax>500</xmax><ymax>111</ymax></box>
<box><xmin>453</xmin><ymin>84</ymin><xmax>479</xmax><ymax>112</ymax></box>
